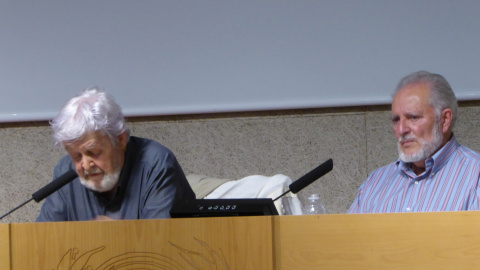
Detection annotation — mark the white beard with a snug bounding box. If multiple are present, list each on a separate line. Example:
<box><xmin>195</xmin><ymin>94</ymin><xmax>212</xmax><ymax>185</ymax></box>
<box><xmin>398</xmin><ymin>121</ymin><xmax>443</xmax><ymax>163</ymax></box>
<box><xmin>80</xmin><ymin>170</ymin><xmax>120</xmax><ymax>193</ymax></box>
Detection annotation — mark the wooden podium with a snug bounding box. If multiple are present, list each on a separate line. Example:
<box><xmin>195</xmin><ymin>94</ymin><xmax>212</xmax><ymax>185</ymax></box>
<box><xmin>9</xmin><ymin>216</ymin><xmax>274</xmax><ymax>269</ymax></box>
<box><xmin>0</xmin><ymin>224</ymin><xmax>10</xmax><ymax>270</ymax></box>
<box><xmin>274</xmin><ymin>212</ymin><xmax>480</xmax><ymax>269</ymax></box>
<box><xmin>3</xmin><ymin>211</ymin><xmax>480</xmax><ymax>269</ymax></box>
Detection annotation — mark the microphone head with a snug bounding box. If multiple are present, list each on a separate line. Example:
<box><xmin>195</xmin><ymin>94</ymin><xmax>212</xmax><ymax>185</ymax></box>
<box><xmin>289</xmin><ymin>159</ymin><xmax>333</xmax><ymax>194</ymax></box>
<box><xmin>32</xmin><ymin>169</ymin><xmax>78</xmax><ymax>203</ymax></box>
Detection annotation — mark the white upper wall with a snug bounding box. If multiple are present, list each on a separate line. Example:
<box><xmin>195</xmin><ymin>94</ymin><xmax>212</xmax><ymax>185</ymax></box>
<box><xmin>1</xmin><ymin>0</ymin><xmax>479</xmax><ymax>122</ymax></box>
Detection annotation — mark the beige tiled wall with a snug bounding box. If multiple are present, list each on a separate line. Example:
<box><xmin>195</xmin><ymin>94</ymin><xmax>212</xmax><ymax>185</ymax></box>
<box><xmin>1</xmin><ymin>102</ymin><xmax>479</xmax><ymax>223</ymax></box>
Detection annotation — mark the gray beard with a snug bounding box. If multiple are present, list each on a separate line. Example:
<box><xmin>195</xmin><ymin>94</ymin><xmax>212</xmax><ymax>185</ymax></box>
<box><xmin>398</xmin><ymin>123</ymin><xmax>443</xmax><ymax>163</ymax></box>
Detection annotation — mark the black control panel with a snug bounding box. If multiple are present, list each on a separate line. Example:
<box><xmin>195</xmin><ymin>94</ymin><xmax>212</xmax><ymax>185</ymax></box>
<box><xmin>170</xmin><ymin>198</ymin><xmax>279</xmax><ymax>218</ymax></box>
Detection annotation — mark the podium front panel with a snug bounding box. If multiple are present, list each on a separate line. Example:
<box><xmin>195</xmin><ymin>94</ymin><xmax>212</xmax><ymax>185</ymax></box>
<box><xmin>0</xmin><ymin>224</ymin><xmax>10</xmax><ymax>270</ymax></box>
<box><xmin>10</xmin><ymin>216</ymin><xmax>274</xmax><ymax>270</ymax></box>
<box><xmin>274</xmin><ymin>212</ymin><xmax>480</xmax><ymax>270</ymax></box>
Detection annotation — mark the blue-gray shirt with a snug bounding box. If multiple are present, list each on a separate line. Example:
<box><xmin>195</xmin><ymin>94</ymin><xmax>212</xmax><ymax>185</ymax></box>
<box><xmin>36</xmin><ymin>136</ymin><xmax>195</xmax><ymax>221</ymax></box>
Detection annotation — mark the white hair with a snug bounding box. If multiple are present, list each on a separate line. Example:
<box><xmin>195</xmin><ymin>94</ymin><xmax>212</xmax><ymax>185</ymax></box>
<box><xmin>50</xmin><ymin>87</ymin><xmax>129</xmax><ymax>145</ymax></box>
<box><xmin>394</xmin><ymin>70</ymin><xmax>458</xmax><ymax>129</ymax></box>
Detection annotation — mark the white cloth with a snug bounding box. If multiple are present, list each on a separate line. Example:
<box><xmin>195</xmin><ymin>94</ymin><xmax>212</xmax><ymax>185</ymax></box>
<box><xmin>205</xmin><ymin>174</ymin><xmax>303</xmax><ymax>215</ymax></box>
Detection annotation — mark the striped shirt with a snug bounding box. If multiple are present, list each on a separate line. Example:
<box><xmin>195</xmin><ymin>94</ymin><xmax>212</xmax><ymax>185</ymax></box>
<box><xmin>348</xmin><ymin>136</ymin><xmax>480</xmax><ymax>213</ymax></box>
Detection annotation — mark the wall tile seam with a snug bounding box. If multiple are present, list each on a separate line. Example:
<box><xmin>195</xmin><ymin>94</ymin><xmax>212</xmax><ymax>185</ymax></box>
<box><xmin>126</xmin><ymin>112</ymin><xmax>367</xmax><ymax>125</ymax></box>
<box><xmin>363</xmin><ymin>109</ymin><xmax>370</xmax><ymax>178</ymax></box>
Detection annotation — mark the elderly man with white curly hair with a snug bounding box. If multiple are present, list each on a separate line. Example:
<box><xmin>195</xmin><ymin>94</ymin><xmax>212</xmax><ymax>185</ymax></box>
<box><xmin>37</xmin><ymin>87</ymin><xmax>195</xmax><ymax>221</ymax></box>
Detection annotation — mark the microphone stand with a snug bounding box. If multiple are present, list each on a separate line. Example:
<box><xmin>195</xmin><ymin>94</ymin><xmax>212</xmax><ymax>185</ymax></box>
<box><xmin>0</xmin><ymin>169</ymin><xmax>77</xmax><ymax>221</ymax></box>
<box><xmin>273</xmin><ymin>158</ymin><xmax>333</xmax><ymax>202</ymax></box>
<box><xmin>0</xmin><ymin>198</ymin><xmax>33</xmax><ymax>220</ymax></box>
<box><xmin>273</xmin><ymin>190</ymin><xmax>291</xmax><ymax>202</ymax></box>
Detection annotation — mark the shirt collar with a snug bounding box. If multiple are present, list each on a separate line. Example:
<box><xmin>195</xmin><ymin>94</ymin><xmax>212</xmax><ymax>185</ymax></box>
<box><xmin>429</xmin><ymin>134</ymin><xmax>459</xmax><ymax>173</ymax></box>
<box><xmin>397</xmin><ymin>134</ymin><xmax>458</xmax><ymax>178</ymax></box>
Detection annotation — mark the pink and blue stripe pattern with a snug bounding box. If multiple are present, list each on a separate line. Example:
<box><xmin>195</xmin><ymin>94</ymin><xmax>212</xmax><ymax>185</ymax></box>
<box><xmin>348</xmin><ymin>136</ymin><xmax>480</xmax><ymax>213</ymax></box>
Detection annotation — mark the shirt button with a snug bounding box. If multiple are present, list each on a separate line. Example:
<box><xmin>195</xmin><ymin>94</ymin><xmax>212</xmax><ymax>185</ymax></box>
<box><xmin>406</xmin><ymin>207</ymin><xmax>411</xmax><ymax>211</ymax></box>
<box><xmin>415</xmin><ymin>181</ymin><xmax>419</xmax><ymax>185</ymax></box>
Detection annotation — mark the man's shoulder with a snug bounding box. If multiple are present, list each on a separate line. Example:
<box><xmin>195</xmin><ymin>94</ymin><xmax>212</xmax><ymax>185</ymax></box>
<box><xmin>130</xmin><ymin>136</ymin><xmax>172</xmax><ymax>152</ymax></box>
<box><xmin>128</xmin><ymin>136</ymin><xmax>176</xmax><ymax>161</ymax></box>
<box><xmin>455</xmin><ymin>143</ymin><xmax>480</xmax><ymax>161</ymax></box>
<box><xmin>369</xmin><ymin>160</ymin><xmax>400</xmax><ymax>175</ymax></box>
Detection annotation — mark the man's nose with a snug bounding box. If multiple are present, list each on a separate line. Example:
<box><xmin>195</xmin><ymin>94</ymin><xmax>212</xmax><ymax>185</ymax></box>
<box><xmin>82</xmin><ymin>158</ymin><xmax>94</xmax><ymax>170</ymax></box>
<box><xmin>397</xmin><ymin>119</ymin><xmax>411</xmax><ymax>136</ymax></box>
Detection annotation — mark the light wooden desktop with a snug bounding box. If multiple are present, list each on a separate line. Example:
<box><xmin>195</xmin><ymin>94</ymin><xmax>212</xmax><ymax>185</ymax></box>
<box><xmin>3</xmin><ymin>211</ymin><xmax>480</xmax><ymax>269</ymax></box>
<box><xmin>274</xmin><ymin>211</ymin><xmax>480</xmax><ymax>269</ymax></box>
<box><xmin>0</xmin><ymin>224</ymin><xmax>10</xmax><ymax>270</ymax></box>
<box><xmin>9</xmin><ymin>216</ymin><xmax>273</xmax><ymax>269</ymax></box>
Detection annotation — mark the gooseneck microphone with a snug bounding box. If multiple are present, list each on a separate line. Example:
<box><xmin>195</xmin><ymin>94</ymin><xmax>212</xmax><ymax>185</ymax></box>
<box><xmin>273</xmin><ymin>159</ymin><xmax>333</xmax><ymax>201</ymax></box>
<box><xmin>31</xmin><ymin>169</ymin><xmax>78</xmax><ymax>202</ymax></box>
<box><xmin>0</xmin><ymin>169</ymin><xmax>78</xmax><ymax>220</ymax></box>
<box><xmin>170</xmin><ymin>159</ymin><xmax>334</xmax><ymax>218</ymax></box>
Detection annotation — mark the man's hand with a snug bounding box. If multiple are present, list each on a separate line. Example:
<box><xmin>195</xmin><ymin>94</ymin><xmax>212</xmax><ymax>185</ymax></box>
<box><xmin>94</xmin><ymin>215</ymin><xmax>115</xmax><ymax>221</ymax></box>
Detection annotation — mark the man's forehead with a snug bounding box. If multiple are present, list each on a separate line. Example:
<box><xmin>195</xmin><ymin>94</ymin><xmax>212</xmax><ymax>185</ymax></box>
<box><xmin>64</xmin><ymin>132</ymin><xmax>110</xmax><ymax>150</ymax></box>
<box><xmin>392</xmin><ymin>84</ymin><xmax>432</xmax><ymax>110</ymax></box>
<box><xmin>394</xmin><ymin>82</ymin><xmax>431</xmax><ymax>100</ymax></box>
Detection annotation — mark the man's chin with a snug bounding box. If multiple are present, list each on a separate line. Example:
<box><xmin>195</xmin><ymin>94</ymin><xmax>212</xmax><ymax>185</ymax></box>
<box><xmin>401</xmin><ymin>150</ymin><xmax>418</xmax><ymax>158</ymax></box>
<box><xmin>82</xmin><ymin>176</ymin><xmax>120</xmax><ymax>193</ymax></box>
<box><xmin>80</xmin><ymin>170</ymin><xmax>120</xmax><ymax>193</ymax></box>
<box><xmin>80</xmin><ymin>178</ymin><xmax>106</xmax><ymax>192</ymax></box>
<box><xmin>81</xmin><ymin>180</ymin><xmax>102</xmax><ymax>192</ymax></box>
<box><xmin>399</xmin><ymin>149</ymin><xmax>427</xmax><ymax>163</ymax></box>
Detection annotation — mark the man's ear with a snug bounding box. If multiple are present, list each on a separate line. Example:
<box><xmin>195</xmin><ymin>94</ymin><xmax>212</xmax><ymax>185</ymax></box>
<box><xmin>441</xmin><ymin>108</ymin><xmax>453</xmax><ymax>133</ymax></box>
<box><xmin>118</xmin><ymin>131</ymin><xmax>128</xmax><ymax>151</ymax></box>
